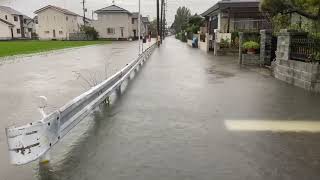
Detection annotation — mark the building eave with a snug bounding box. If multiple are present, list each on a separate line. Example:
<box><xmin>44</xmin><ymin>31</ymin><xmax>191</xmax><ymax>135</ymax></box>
<box><xmin>201</xmin><ymin>0</ymin><xmax>260</xmax><ymax>17</ymax></box>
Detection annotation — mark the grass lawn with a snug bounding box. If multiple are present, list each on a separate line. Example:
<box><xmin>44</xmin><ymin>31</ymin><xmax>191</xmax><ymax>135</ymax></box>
<box><xmin>0</xmin><ymin>40</ymin><xmax>111</xmax><ymax>58</ymax></box>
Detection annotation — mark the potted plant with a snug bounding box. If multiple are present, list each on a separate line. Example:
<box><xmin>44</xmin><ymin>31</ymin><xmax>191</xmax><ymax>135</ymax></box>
<box><xmin>243</xmin><ymin>41</ymin><xmax>260</xmax><ymax>54</ymax></box>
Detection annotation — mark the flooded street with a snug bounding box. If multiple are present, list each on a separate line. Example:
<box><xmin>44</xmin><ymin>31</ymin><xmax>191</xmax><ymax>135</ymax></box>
<box><xmin>2</xmin><ymin>37</ymin><xmax>320</xmax><ymax>180</ymax></box>
<box><xmin>0</xmin><ymin>40</ymin><xmax>153</xmax><ymax>180</ymax></box>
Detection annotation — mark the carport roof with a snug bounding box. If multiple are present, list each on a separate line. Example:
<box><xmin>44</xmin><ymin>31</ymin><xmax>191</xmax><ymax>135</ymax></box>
<box><xmin>0</xmin><ymin>6</ymin><xmax>24</xmax><ymax>15</ymax></box>
<box><xmin>201</xmin><ymin>0</ymin><xmax>260</xmax><ymax>17</ymax></box>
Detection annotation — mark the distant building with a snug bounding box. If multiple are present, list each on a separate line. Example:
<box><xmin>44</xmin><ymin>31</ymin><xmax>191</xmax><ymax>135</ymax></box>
<box><xmin>201</xmin><ymin>0</ymin><xmax>269</xmax><ymax>34</ymax></box>
<box><xmin>0</xmin><ymin>6</ymin><xmax>34</xmax><ymax>39</ymax></box>
<box><xmin>200</xmin><ymin>0</ymin><xmax>269</xmax><ymax>53</ymax></box>
<box><xmin>142</xmin><ymin>17</ymin><xmax>150</xmax><ymax>36</ymax></box>
<box><xmin>34</xmin><ymin>5</ymin><xmax>80</xmax><ymax>40</ymax></box>
<box><xmin>93</xmin><ymin>4</ymin><xmax>150</xmax><ymax>40</ymax></box>
<box><xmin>131</xmin><ymin>12</ymin><xmax>146</xmax><ymax>39</ymax></box>
<box><xmin>93</xmin><ymin>5</ymin><xmax>133</xmax><ymax>40</ymax></box>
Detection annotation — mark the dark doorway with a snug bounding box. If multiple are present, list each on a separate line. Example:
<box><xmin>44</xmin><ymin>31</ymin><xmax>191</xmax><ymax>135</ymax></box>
<box><xmin>133</xmin><ymin>30</ymin><xmax>136</xmax><ymax>38</ymax></box>
<box><xmin>120</xmin><ymin>28</ymin><xmax>124</xmax><ymax>38</ymax></box>
<box><xmin>10</xmin><ymin>28</ymin><xmax>14</xmax><ymax>39</ymax></box>
<box><xmin>271</xmin><ymin>36</ymin><xmax>277</xmax><ymax>63</ymax></box>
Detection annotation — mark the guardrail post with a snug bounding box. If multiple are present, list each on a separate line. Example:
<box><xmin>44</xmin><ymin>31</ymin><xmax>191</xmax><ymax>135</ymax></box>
<box><xmin>39</xmin><ymin>152</ymin><xmax>50</xmax><ymax>164</ymax></box>
<box><xmin>116</xmin><ymin>85</ymin><xmax>122</xmax><ymax>96</ymax></box>
<box><xmin>38</xmin><ymin>96</ymin><xmax>51</xmax><ymax>164</ymax></box>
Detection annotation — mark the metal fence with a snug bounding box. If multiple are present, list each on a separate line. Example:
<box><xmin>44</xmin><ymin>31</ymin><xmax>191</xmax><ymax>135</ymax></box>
<box><xmin>290</xmin><ymin>36</ymin><xmax>320</xmax><ymax>62</ymax></box>
<box><xmin>69</xmin><ymin>33</ymin><xmax>93</xmax><ymax>41</ymax></box>
<box><xmin>5</xmin><ymin>43</ymin><xmax>157</xmax><ymax>165</ymax></box>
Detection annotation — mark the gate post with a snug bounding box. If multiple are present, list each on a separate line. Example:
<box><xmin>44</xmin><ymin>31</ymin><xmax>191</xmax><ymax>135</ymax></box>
<box><xmin>260</xmin><ymin>29</ymin><xmax>272</xmax><ymax>65</ymax></box>
<box><xmin>239</xmin><ymin>32</ymin><xmax>243</xmax><ymax>64</ymax></box>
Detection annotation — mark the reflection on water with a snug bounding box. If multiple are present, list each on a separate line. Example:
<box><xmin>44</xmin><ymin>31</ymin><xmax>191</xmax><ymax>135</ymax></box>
<box><xmin>36</xmin><ymin>68</ymin><xmax>135</xmax><ymax>180</ymax></box>
<box><xmin>37</xmin><ymin>105</ymin><xmax>114</xmax><ymax>180</ymax></box>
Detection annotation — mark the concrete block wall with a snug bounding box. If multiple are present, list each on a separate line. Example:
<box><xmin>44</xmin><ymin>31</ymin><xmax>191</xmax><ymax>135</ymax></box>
<box><xmin>199</xmin><ymin>33</ymin><xmax>209</xmax><ymax>52</ymax></box>
<box><xmin>242</xmin><ymin>54</ymin><xmax>263</xmax><ymax>65</ymax></box>
<box><xmin>273</xmin><ymin>29</ymin><xmax>320</xmax><ymax>92</ymax></box>
<box><xmin>187</xmin><ymin>39</ymin><xmax>193</xmax><ymax>47</ymax></box>
<box><xmin>274</xmin><ymin>59</ymin><xmax>320</xmax><ymax>91</ymax></box>
<box><xmin>239</xmin><ymin>32</ymin><xmax>260</xmax><ymax>64</ymax></box>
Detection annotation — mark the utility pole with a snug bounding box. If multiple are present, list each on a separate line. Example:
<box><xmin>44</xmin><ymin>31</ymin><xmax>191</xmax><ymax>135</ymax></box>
<box><xmin>157</xmin><ymin>0</ymin><xmax>160</xmax><ymax>46</ymax></box>
<box><xmin>81</xmin><ymin>0</ymin><xmax>86</xmax><ymax>27</ymax></box>
<box><xmin>92</xmin><ymin>10</ymin><xmax>94</xmax><ymax>20</ymax></box>
<box><xmin>138</xmin><ymin>0</ymin><xmax>141</xmax><ymax>54</ymax></box>
<box><xmin>160</xmin><ymin>0</ymin><xmax>163</xmax><ymax>43</ymax></box>
<box><xmin>163</xmin><ymin>0</ymin><xmax>166</xmax><ymax>40</ymax></box>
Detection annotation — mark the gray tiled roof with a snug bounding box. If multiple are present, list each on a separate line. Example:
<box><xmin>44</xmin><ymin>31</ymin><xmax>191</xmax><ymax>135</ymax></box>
<box><xmin>132</xmin><ymin>12</ymin><xmax>139</xmax><ymax>18</ymax></box>
<box><xmin>95</xmin><ymin>5</ymin><xmax>132</xmax><ymax>15</ymax></box>
<box><xmin>0</xmin><ymin>6</ymin><xmax>24</xmax><ymax>15</ymax></box>
<box><xmin>34</xmin><ymin>5</ymin><xmax>79</xmax><ymax>16</ymax></box>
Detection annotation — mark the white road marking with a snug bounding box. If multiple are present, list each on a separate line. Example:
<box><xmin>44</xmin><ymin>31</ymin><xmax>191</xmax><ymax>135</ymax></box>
<box><xmin>225</xmin><ymin>120</ymin><xmax>320</xmax><ymax>132</ymax></box>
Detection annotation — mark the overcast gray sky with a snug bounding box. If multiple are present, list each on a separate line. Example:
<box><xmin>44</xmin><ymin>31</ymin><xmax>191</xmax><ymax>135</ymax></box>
<box><xmin>0</xmin><ymin>0</ymin><xmax>218</xmax><ymax>25</ymax></box>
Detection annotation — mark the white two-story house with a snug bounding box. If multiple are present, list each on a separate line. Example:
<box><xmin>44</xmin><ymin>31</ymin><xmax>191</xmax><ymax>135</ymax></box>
<box><xmin>35</xmin><ymin>5</ymin><xmax>79</xmax><ymax>40</ymax></box>
<box><xmin>0</xmin><ymin>6</ymin><xmax>34</xmax><ymax>39</ymax></box>
<box><xmin>93</xmin><ymin>5</ymin><xmax>133</xmax><ymax>40</ymax></box>
<box><xmin>131</xmin><ymin>12</ymin><xmax>146</xmax><ymax>39</ymax></box>
<box><xmin>142</xmin><ymin>17</ymin><xmax>150</xmax><ymax>37</ymax></box>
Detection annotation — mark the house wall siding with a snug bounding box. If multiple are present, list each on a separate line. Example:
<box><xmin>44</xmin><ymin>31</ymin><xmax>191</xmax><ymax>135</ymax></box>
<box><xmin>0</xmin><ymin>11</ymin><xmax>22</xmax><ymax>38</ymax></box>
<box><xmin>94</xmin><ymin>13</ymin><xmax>131</xmax><ymax>39</ymax></box>
<box><xmin>0</xmin><ymin>22</ymin><xmax>12</xmax><ymax>39</ymax></box>
<box><xmin>37</xmin><ymin>8</ymin><xmax>78</xmax><ymax>40</ymax></box>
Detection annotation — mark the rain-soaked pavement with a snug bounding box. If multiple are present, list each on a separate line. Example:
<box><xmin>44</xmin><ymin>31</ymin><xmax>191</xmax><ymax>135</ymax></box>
<box><xmin>2</xmin><ymin>37</ymin><xmax>320</xmax><ymax>180</ymax></box>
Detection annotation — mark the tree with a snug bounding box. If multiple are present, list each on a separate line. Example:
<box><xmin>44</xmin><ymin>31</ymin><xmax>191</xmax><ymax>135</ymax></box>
<box><xmin>260</xmin><ymin>0</ymin><xmax>320</xmax><ymax>20</ymax></box>
<box><xmin>80</xmin><ymin>26</ymin><xmax>99</xmax><ymax>40</ymax></box>
<box><xmin>172</xmin><ymin>6</ymin><xmax>191</xmax><ymax>33</ymax></box>
<box><xmin>186</xmin><ymin>14</ymin><xmax>205</xmax><ymax>34</ymax></box>
<box><xmin>149</xmin><ymin>19</ymin><xmax>158</xmax><ymax>38</ymax></box>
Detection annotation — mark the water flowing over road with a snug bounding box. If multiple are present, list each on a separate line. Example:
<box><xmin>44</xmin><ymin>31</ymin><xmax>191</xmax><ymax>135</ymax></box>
<box><xmin>2</xmin><ymin>37</ymin><xmax>320</xmax><ymax>180</ymax></box>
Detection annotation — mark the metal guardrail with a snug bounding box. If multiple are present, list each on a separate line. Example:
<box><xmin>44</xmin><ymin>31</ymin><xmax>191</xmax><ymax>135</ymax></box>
<box><xmin>5</xmin><ymin>43</ymin><xmax>157</xmax><ymax>165</ymax></box>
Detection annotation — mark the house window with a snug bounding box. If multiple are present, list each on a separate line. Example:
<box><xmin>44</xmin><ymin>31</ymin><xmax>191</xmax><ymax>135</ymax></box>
<box><xmin>107</xmin><ymin>28</ymin><xmax>115</xmax><ymax>34</ymax></box>
<box><xmin>28</xmin><ymin>28</ymin><xmax>32</xmax><ymax>32</ymax></box>
<box><xmin>132</xmin><ymin>18</ymin><xmax>134</xmax><ymax>24</ymax></box>
<box><xmin>59</xmin><ymin>31</ymin><xmax>63</xmax><ymax>34</ymax></box>
<box><xmin>24</xmin><ymin>19</ymin><xmax>27</xmax><ymax>24</ymax></box>
<box><xmin>66</xmin><ymin>16</ymin><xmax>68</xmax><ymax>21</ymax></box>
<box><xmin>17</xmin><ymin>29</ymin><xmax>21</xmax><ymax>34</ymax></box>
<box><xmin>14</xmin><ymin>16</ymin><xmax>18</xmax><ymax>21</ymax></box>
<box><xmin>45</xmin><ymin>31</ymin><xmax>50</xmax><ymax>34</ymax></box>
<box><xmin>5</xmin><ymin>15</ymin><xmax>7</xmax><ymax>20</ymax></box>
